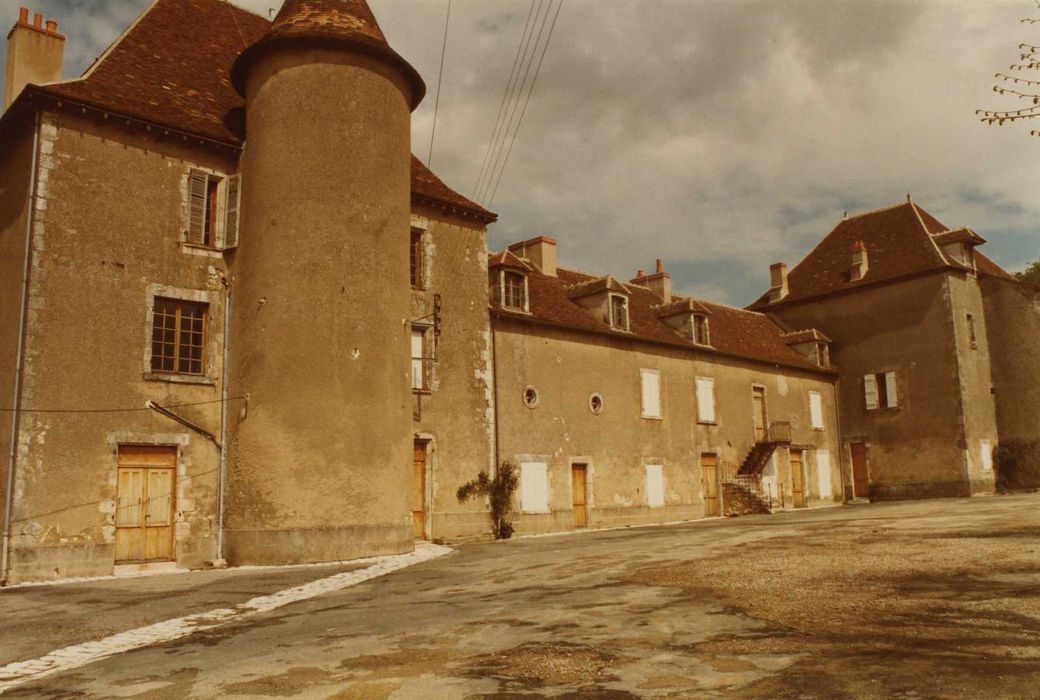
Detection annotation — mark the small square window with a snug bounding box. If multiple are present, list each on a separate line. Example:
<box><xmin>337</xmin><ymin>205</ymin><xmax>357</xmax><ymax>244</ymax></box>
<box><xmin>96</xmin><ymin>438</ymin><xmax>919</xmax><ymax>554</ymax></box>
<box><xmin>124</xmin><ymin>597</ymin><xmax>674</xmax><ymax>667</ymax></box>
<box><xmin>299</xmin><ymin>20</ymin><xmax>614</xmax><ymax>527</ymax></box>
<box><xmin>151</xmin><ymin>298</ymin><xmax>207</xmax><ymax>375</ymax></box>
<box><xmin>864</xmin><ymin>371</ymin><xmax>898</xmax><ymax>410</ymax></box>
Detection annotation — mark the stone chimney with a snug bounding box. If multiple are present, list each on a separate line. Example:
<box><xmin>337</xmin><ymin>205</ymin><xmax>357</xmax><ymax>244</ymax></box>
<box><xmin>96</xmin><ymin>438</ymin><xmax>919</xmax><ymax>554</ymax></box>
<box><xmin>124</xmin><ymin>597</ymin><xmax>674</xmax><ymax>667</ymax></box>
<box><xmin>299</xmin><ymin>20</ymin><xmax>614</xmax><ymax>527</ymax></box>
<box><xmin>631</xmin><ymin>259</ymin><xmax>672</xmax><ymax>301</ymax></box>
<box><xmin>851</xmin><ymin>240</ymin><xmax>869</xmax><ymax>281</ymax></box>
<box><xmin>768</xmin><ymin>262</ymin><xmax>788</xmax><ymax>302</ymax></box>
<box><xmin>508</xmin><ymin>236</ymin><xmax>557</xmax><ymax>277</ymax></box>
<box><xmin>4</xmin><ymin>7</ymin><xmax>65</xmax><ymax>111</ymax></box>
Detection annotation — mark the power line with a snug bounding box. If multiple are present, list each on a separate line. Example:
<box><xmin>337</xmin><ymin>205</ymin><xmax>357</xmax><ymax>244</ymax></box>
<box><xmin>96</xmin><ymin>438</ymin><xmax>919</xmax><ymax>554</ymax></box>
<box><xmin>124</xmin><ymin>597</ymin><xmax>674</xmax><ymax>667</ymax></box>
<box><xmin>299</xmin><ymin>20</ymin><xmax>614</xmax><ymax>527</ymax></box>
<box><xmin>487</xmin><ymin>0</ymin><xmax>564</xmax><ymax>207</ymax></box>
<box><xmin>0</xmin><ymin>397</ymin><xmax>246</xmax><ymax>415</ymax></box>
<box><xmin>427</xmin><ymin>0</ymin><xmax>453</xmax><ymax>169</ymax></box>
<box><xmin>471</xmin><ymin>0</ymin><xmax>542</xmax><ymax>199</ymax></box>
<box><xmin>477</xmin><ymin>0</ymin><xmax>553</xmax><ymax>205</ymax></box>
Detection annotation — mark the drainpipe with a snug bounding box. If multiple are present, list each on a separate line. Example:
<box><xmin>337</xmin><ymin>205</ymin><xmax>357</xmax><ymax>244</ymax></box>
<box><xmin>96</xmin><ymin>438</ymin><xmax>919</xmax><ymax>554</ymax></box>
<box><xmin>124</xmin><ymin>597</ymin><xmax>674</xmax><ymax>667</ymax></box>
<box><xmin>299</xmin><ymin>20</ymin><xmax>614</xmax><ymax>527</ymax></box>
<box><xmin>215</xmin><ymin>287</ymin><xmax>231</xmax><ymax>564</ymax></box>
<box><xmin>2</xmin><ymin>111</ymin><xmax>42</xmax><ymax>586</ymax></box>
<box><xmin>491</xmin><ymin>319</ymin><xmax>500</xmax><ymax>477</ymax></box>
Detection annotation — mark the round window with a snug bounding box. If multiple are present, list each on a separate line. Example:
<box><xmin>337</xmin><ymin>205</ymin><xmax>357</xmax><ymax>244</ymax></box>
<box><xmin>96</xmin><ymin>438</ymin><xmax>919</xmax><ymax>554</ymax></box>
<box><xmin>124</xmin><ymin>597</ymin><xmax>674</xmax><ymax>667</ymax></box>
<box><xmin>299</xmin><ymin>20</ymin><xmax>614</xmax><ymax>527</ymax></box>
<box><xmin>589</xmin><ymin>393</ymin><xmax>604</xmax><ymax>415</ymax></box>
<box><xmin>523</xmin><ymin>386</ymin><xmax>540</xmax><ymax>409</ymax></box>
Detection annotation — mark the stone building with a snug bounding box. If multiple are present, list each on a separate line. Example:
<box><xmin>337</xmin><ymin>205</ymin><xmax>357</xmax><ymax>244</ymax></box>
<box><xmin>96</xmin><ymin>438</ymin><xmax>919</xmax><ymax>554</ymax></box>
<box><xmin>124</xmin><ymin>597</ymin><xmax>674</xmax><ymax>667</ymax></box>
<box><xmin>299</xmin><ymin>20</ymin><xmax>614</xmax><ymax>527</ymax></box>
<box><xmin>0</xmin><ymin>0</ymin><xmax>1030</xmax><ymax>585</ymax></box>
<box><xmin>751</xmin><ymin>201</ymin><xmax>1035</xmax><ymax>500</ymax></box>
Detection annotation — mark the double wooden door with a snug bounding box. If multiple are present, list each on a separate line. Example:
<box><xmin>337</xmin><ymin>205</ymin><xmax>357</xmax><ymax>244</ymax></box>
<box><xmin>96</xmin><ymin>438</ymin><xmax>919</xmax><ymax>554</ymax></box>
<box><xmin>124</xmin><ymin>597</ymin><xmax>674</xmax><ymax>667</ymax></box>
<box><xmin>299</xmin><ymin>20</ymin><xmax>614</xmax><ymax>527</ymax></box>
<box><xmin>115</xmin><ymin>446</ymin><xmax>176</xmax><ymax>564</ymax></box>
<box><xmin>790</xmin><ymin>449</ymin><xmax>807</xmax><ymax>508</ymax></box>
<box><xmin>572</xmin><ymin>465</ymin><xmax>588</xmax><ymax>528</ymax></box>
<box><xmin>700</xmin><ymin>453</ymin><xmax>720</xmax><ymax>517</ymax></box>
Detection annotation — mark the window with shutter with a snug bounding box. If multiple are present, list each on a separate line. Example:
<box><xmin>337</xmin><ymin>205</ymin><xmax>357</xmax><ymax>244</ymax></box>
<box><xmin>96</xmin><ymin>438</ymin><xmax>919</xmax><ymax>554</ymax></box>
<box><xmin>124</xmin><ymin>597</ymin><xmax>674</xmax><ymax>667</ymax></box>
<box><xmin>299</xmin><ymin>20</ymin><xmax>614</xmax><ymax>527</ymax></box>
<box><xmin>411</xmin><ymin>326</ymin><xmax>429</xmax><ymax>391</ymax></box>
<box><xmin>816</xmin><ymin>450</ymin><xmax>833</xmax><ymax>498</ymax></box>
<box><xmin>809</xmin><ymin>391</ymin><xmax>824</xmax><ymax>429</ymax></box>
<box><xmin>520</xmin><ymin>462</ymin><xmax>550</xmax><ymax>513</ymax></box>
<box><xmin>186</xmin><ymin>170</ymin><xmax>208</xmax><ymax>245</ymax></box>
<box><xmin>980</xmin><ymin>440</ymin><xmax>993</xmax><ymax>472</ymax></box>
<box><xmin>696</xmin><ymin>377</ymin><xmax>715</xmax><ymax>423</ymax></box>
<box><xmin>645</xmin><ymin>464</ymin><xmax>665</xmax><ymax>508</ymax></box>
<box><xmin>864</xmin><ymin>374</ymin><xmax>879</xmax><ymax>410</ymax></box>
<box><xmin>641</xmin><ymin>369</ymin><xmax>661</xmax><ymax>419</ymax></box>
<box><xmin>224</xmin><ymin>174</ymin><xmax>241</xmax><ymax>249</ymax></box>
<box><xmin>884</xmin><ymin>371</ymin><xmax>898</xmax><ymax>408</ymax></box>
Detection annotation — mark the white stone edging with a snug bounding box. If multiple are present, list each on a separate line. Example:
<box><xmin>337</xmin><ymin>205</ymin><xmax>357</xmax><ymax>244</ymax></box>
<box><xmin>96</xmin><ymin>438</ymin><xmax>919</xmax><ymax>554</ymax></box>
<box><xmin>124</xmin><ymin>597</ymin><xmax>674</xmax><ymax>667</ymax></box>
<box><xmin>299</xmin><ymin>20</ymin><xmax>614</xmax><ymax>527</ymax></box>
<box><xmin>0</xmin><ymin>544</ymin><xmax>451</xmax><ymax>695</ymax></box>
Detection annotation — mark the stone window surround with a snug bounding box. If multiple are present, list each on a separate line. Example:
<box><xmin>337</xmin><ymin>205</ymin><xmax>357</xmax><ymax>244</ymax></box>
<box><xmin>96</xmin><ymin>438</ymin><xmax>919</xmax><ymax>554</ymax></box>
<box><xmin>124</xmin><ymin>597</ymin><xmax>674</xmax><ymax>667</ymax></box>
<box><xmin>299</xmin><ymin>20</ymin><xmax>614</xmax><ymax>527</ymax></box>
<box><xmin>142</xmin><ymin>284</ymin><xmax>216</xmax><ymax>386</ymax></box>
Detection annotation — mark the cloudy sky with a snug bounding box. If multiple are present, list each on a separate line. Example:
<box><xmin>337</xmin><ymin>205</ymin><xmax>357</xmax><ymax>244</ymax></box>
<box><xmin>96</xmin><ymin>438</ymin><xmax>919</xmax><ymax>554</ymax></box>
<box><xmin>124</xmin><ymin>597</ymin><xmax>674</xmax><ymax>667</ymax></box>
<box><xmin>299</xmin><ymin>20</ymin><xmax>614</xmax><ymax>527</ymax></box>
<box><xmin>9</xmin><ymin>0</ymin><xmax>1040</xmax><ymax>304</ymax></box>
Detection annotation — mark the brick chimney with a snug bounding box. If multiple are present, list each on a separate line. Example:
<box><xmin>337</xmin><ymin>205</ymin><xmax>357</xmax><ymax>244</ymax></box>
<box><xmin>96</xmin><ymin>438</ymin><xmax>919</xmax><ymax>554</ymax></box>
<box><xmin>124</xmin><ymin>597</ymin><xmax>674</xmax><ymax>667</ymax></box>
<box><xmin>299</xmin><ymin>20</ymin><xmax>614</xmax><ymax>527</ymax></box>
<box><xmin>4</xmin><ymin>7</ymin><xmax>65</xmax><ymax>110</ymax></box>
<box><xmin>768</xmin><ymin>262</ymin><xmax>788</xmax><ymax>302</ymax></box>
<box><xmin>508</xmin><ymin>236</ymin><xmax>557</xmax><ymax>277</ymax></box>
<box><xmin>631</xmin><ymin>259</ymin><xmax>672</xmax><ymax>301</ymax></box>
<box><xmin>851</xmin><ymin>240</ymin><xmax>869</xmax><ymax>281</ymax></box>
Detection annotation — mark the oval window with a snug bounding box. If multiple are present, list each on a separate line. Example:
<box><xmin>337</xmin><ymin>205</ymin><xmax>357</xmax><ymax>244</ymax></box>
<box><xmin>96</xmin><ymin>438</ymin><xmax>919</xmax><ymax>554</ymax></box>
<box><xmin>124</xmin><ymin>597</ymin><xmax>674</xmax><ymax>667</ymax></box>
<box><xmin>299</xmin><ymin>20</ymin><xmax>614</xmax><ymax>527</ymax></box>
<box><xmin>589</xmin><ymin>393</ymin><xmax>604</xmax><ymax>415</ymax></box>
<box><xmin>523</xmin><ymin>386</ymin><xmax>540</xmax><ymax>409</ymax></box>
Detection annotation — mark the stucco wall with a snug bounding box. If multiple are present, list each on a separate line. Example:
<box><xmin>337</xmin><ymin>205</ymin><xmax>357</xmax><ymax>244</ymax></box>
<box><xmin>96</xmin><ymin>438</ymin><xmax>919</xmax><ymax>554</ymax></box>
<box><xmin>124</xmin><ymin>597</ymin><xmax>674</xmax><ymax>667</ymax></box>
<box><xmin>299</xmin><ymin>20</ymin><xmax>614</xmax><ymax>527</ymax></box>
<box><xmin>0</xmin><ymin>110</ymin><xmax>37</xmax><ymax>559</ymax></box>
<box><xmin>769</xmin><ymin>273</ymin><xmax>983</xmax><ymax>500</ymax></box>
<box><xmin>980</xmin><ymin>276</ymin><xmax>1040</xmax><ymax>443</ymax></box>
<box><xmin>4</xmin><ymin>111</ymin><xmax>234</xmax><ymax>583</ymax></box>
<box><xmin>408</xmin><ymin>205</ymin><xmax>495</xmax><ymax>540</ymax></box>
<box><xmin>493</xmin><ymin>319</ymin><xmax>841</xmax><ymax>536</ymax></box>
<box><xmin>225</xmin><ymin>48</ymin><xmax>416</xmax><ymax>565</ymax></box>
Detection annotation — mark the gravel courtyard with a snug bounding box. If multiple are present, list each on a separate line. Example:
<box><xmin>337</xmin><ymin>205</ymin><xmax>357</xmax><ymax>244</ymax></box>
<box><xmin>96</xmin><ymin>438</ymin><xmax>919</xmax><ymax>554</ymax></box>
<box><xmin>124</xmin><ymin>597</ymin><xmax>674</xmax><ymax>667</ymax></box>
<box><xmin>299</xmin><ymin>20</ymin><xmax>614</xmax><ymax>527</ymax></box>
<box><xmin>3</xmin><ymin>493</ymin><xmax>1039</xmax><ymax>699</ymax></box>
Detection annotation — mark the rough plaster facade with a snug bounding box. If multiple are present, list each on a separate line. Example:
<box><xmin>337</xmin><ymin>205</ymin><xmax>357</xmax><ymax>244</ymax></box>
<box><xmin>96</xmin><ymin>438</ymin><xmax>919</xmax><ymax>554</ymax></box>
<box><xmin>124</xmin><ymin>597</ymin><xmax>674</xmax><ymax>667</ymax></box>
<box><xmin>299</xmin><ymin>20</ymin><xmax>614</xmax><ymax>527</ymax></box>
<box><xmin>768</xmin><ymin>272</ymin><xmax>998</xmax><ymax>500</ymax></box>
<box><xmin>493</xmin><ymin>320</ymin><xmax>842</xmax><ymax>535</ymax></box>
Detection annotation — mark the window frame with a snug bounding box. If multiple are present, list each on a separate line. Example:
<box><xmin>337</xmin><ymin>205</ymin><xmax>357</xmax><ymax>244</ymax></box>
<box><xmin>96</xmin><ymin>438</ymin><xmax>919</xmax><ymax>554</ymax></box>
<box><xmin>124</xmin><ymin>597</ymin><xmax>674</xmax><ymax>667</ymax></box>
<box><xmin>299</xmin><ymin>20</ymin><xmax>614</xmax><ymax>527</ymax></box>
<box><xmin>150</xmin><ymin>297</ymin><xmax>208</xmax><ymax>377</ymax></box>
<box><xmin>608</xmin><ymin>292</ymin><xmax>630</xmax><ymax>332</ymax></box>
<box><xmin>185</xmin><ymin>168</ymin><xmax>240</xmax><ymax>252</ymax></box>
<box><xmin>865</xmin><ymin>371</ymin><xmax>899</xmax><ymax>410</ymax></box>
<box><xmin>501</xmin><ymin>270</ymin><xmax>528</xmax><ymax>312</ymax></box>
<box><xmin>410</xmin><ymin>228</ymin><xmax>426</xmax><ymax>289</ymax></box>
<box><xmin>693</xmin><ymin>314</ymin><xmax>710</xmax><ymax>346</ymax></box>
<box><xmin>967</xmin><ymin>314</ymin><xmax>977</xmax><ymax>350</ymax></box>
<box><xmin>410</xmin><ymin>324</ymin><xmax>433</xmax><ymax>393</ymax></box>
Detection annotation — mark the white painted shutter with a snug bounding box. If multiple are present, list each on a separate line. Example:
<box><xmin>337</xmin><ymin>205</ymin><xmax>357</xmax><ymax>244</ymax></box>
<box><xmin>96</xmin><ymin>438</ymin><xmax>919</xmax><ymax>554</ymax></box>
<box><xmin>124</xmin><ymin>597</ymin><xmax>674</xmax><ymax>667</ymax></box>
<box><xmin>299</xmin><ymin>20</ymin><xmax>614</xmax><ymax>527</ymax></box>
<box><xmin>186</xmin><ymin>170</ymin><xmax>208</xmax><ymax>245</ymax></box>
<box><xmin>223</xmin><ymin>174</ymin><xmax>241</xmax><ymax>249</ymax></box>
<box><xmin>864</xmin><ymin>374</ymin><xmax>879</xmax><ymax>410</ymax></box>
<box><xmin>809</xmin><ymin>391</ymin><xmax>823</xmax><ymax>429</ymax></box>
<box><xmin>816</xmin><ymin>450</ymin><xmax>833</xmax><ymax>498</ymax></box>
<box><xmin>641</xmin><ymin>370</ymin><xmax>661</xmax><ymax>418</ymax></box>
<box><xmin>410</xmin><ymin>329</ymin><xmax>424</xmax><ymax>390</ymax></box>
<box><xmin>884</xmin><ymin>372</ymin><xmax>898</xmax><ymax>408</ymax></box>
<box><xmin>645</xmin><ymin>464</ymin><xmax>665</xmax><ymax>508</ymax></box>
<box><xmin>980</xmin><ymin>440</ymin><xmax>993</xmax><ymax>472</ymax></box>
<box><xmin>696</xmin><ymin>377</ymin><xmax>715</xmax><ymax>423</ymax></box>
<box><xmin>520</xmin><ymin>462</ymin><xmax>549</xmax><ymax>513</ymax></box>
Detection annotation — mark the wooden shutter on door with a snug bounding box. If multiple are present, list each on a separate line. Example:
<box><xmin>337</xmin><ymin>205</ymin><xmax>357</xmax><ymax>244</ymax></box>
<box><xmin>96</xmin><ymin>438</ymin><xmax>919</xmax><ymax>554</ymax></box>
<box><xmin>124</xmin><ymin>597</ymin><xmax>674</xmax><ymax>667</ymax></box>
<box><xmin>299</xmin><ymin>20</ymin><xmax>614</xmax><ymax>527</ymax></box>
<box><xmin>224</xmin><ymin>174</ymin><xmax>241</xmax><ymax>249</ymax></box>
<box><xmin>186</xmin><ymin>170</ymin><xmax>208</xmax><ymax>245</ymax></box>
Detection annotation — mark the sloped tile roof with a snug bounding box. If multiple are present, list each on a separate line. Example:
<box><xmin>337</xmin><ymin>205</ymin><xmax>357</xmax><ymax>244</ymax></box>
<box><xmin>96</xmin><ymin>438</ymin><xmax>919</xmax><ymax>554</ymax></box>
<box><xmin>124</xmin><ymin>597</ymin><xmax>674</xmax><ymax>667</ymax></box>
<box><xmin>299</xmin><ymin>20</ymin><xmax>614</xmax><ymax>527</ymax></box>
<box><xmin>230</xmin><ymin>0</ymin><xmax>425</xmax><ymax>107</ymax></box>
<box><xmin>749</xmin><ymin>202</ymin><xmax>1017</xmax><ymax>308</ymax></box>
<box><xmin>492</xmin><ymin>263</ymin><xmax>831</xmax><ymax>374</ymax></box>
<box><xmin>19</xmin><ymin>0</ymin><xmax>490</xmax><ymax>222</ymax></box>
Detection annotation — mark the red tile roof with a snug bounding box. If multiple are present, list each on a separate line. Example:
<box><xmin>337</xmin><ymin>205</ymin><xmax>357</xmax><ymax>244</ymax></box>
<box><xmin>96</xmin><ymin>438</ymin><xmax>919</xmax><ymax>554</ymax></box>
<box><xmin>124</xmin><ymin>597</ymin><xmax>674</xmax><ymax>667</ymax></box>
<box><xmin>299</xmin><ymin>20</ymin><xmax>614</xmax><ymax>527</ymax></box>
<box><xmin>750</xmin><ymin>202</ymin><xmax>1017</xmax><ymax>308</ymax></box>
<box><xmin>15</xmin><ymin>0</ymin><xmax>491</xmax><ymax>222</ymax></box>
<box><xmin>230</xmin><ymin>0</ymin><xmax>425</xmax><ymax>108</ymax></box>
<box><xmin>492</xmin><ymin>263</ymin><xmax>832</xmax><ymax>374</ymax></box>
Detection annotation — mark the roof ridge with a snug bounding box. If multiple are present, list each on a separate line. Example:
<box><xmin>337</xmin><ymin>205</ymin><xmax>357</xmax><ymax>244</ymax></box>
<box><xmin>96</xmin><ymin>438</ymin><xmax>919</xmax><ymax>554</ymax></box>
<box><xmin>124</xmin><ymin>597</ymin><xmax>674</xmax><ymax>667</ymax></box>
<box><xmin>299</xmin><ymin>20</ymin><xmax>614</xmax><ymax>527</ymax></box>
<box><xmin>841</xmin><ymin>201</ymin><xmax>913</xmax><ymax>223</ymax></box>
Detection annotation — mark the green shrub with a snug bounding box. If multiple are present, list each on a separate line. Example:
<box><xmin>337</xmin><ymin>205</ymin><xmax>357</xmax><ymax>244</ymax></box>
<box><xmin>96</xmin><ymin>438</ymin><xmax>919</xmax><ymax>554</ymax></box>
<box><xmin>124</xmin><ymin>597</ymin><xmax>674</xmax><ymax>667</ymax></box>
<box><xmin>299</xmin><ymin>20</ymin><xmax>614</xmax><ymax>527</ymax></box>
<box><xmin>993</xmin><ymin>440</ymin><xmax>1040</xmax><ymax>491</ymax></box>
<box><xmin>457</xmin><ymin>461</ymin><xmax>520</xmax><ymax>539</ymax></box>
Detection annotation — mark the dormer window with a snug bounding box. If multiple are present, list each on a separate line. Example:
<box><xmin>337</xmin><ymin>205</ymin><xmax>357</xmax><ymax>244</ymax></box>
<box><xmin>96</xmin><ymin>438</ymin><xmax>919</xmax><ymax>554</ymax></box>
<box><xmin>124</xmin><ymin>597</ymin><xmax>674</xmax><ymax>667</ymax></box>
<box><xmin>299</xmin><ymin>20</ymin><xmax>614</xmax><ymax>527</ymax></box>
<box><xmin>816</xmin><ymin>342</ymin><xmax>830</xmax><ymax>368</ymax></box>
<box><xmin>609</xmin><ymin>293</ymin><xmax>629</xmax><ymax>331</ymax></box>
<box><xmin>693</xmin><ymin>314</ymin><xmax>710</xmax><ymax>346</ymax></box>
<box><xmin>503</xmin><ymin>271</ymin><xmax>527</xmax><ymax>311</ymax></box>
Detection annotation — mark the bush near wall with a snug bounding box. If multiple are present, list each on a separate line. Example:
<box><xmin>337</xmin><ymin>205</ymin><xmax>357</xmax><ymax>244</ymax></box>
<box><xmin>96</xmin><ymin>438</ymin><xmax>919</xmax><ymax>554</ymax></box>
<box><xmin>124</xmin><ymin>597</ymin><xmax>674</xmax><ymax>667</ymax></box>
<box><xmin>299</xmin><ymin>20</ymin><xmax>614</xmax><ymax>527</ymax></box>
<box><xmin>993</xmin><ymin>441</ymin><xmax>1040</xmax><ymax>491</ymax></box>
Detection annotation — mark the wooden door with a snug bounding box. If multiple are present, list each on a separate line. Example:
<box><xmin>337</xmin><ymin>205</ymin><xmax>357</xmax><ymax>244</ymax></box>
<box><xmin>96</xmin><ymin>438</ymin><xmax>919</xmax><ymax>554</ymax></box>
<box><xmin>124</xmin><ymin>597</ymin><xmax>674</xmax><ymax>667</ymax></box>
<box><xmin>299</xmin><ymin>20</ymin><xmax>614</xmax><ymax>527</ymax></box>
<box><xmin>700</xmin><ymin>453</ymin><xmax>720</xmax><ymax>517</ymax></box>
<box><xmin>851</xmin><ymin>443</ymin><xmax>869</xmax><ymax>498</ymax></box>
<box><xmin>571</xmin><ymin>464</ymin><xmax>588</xmax><ymax>528</ymax></box>
<box><xmin>790</xmin><ymin>449</ymin><xmax>807</xmax><ymax>508</ymax></box>
<box><xmin>115</xmin><ymin>446</ymin><xmax>176</xmax><ymax>564</ymax></box>
<box><xmin>752</xmin><ymin>386</ymin><xmax>767</xmax><ymax>441</ymax></box>
<box><xmin>412</xmin><ymin>441</ymin><xmax>427</xmax><ymax>539</ymax></box>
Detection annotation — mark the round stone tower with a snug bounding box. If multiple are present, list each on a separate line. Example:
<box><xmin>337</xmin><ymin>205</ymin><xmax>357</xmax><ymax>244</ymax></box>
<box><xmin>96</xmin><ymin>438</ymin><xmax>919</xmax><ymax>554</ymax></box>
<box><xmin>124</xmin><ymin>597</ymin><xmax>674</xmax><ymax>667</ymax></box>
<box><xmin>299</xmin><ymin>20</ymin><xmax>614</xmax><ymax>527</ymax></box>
<box><xmin>225</xmin><ymin>0</ymin><xmax>426</xmax><ymax>564</ymax></box>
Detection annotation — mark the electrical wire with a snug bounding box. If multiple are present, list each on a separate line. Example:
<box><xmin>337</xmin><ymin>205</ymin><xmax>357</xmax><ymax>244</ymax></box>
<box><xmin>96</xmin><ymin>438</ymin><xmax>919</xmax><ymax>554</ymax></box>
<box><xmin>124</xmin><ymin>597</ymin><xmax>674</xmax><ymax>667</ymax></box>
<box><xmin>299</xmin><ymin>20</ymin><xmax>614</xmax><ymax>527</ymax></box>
<box><xmin>0</xmin><ymin>397</ymin><xmax>246</xmax><ymax>414</ymax></box>
<box><xmin>487</xmin><ymin>0</ymin><xmax>564</xmax><ymax>207</ymax></box>
<box><xmin>427</xmin><ymin>0</ymin><xmax>453</xmax><ymax>169</ymax></box>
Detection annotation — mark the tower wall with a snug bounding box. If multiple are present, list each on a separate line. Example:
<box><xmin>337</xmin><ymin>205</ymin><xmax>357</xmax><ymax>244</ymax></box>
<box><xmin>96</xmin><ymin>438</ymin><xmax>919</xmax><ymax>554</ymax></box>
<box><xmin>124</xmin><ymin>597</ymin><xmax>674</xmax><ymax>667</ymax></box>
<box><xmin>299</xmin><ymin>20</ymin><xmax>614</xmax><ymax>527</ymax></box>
<box><xmin>226</xmin><ymin>47</ymin><xmax>415</xmax><ymax>564</ymax></box>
